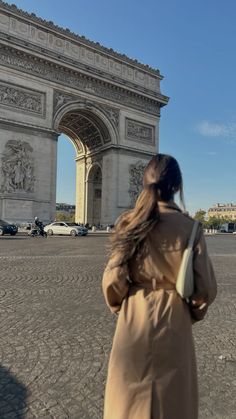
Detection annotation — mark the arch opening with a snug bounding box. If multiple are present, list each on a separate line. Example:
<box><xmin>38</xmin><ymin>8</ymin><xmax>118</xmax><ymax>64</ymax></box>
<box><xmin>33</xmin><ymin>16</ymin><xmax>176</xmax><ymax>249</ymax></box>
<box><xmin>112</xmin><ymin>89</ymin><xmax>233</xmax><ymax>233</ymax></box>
<box><xmin>58</xmin><ymin>109</ymin><xmax>110</xmax><ymax>154</ymax></box>
<box><xmin>56</xmin><ymin>134</ymin><xmax>76</xmax><ymax>222</ymax></box>
<box><xmin>56</xmin><ymin>107</ymin><xmax>110</xmax><ymax>225</ymax></box>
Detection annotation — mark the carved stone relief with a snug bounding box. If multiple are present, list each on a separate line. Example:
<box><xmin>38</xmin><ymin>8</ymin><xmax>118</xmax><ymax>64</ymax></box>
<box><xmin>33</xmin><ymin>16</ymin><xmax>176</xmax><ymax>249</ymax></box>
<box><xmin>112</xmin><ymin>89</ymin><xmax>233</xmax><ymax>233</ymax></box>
<box><xmin>0</xmin><ymin>46</ymin><xmax>161</xmax><ymax>116</ymax></box>
<box><xmin>54</xmin><ymin>90</ymin><xmax>119</xmax><ymax>129</ymax></box>
<box><xmin>126</xmin><ymin>118</ymin><xmax>155</xmax><ymax>145</ymax></box>
<box><xmin>100</xmin><ymin>105</ymin><xmax>119</xmax><ymax>128</ymax></box>
<box><xmin>0</xmin><ymin>81</ymin><xmax>45</xmax><ymax>116</ymax></box>
<box><xmin>1</xmin><ymin>139</ymin><xmax>35</xmax><ymax>193</ymax></box>
<box><xmin>128</xmin><ymin>161</ymin><xmax>146</xmax><ymax>207</ymax></box>
<box><xmin>10</xmin><ymin>17</ymin><xmax>29</xmax><ymax>37</ymax></box>
<box><xmin>54</xmin><ymin>91</ymin><xmax>76</xmax><ymax>113</ymax></box>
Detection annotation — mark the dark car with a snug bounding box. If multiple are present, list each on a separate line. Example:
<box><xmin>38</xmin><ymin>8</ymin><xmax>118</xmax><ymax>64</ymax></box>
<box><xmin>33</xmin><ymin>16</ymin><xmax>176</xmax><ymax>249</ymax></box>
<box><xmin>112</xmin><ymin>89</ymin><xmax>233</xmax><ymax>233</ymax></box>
<box><xmin>0</xmin><ymin>219</ymin><xmax>18</xmax><ymax>236</ymax></box>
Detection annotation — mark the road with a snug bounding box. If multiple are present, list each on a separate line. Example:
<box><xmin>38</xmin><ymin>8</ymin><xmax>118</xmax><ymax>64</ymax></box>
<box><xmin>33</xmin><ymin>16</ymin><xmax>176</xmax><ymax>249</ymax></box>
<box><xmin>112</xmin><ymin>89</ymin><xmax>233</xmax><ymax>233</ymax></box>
<box><xmin>0</xmin><ymin>234</ymin><xmax>235</xmax><ymax>418</ymax></box>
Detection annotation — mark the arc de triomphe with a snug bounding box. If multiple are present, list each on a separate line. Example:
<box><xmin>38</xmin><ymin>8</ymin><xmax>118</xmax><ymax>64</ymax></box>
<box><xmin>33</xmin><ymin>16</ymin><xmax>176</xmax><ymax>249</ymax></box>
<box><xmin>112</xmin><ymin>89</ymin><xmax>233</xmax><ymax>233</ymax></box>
<box><xmin>0</xmin><ymin>1</ymin><xmax>168</xmax><ymax>225</ymax></box>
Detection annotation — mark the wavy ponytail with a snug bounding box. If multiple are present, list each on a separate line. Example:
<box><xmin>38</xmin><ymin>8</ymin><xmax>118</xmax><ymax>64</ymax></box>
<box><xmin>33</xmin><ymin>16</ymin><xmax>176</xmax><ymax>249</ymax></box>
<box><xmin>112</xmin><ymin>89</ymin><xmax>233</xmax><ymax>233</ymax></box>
<box><xmin>110</xmin><ymin>184</ymin><xmax>159</xmax><ymax>264</ymax></box>
<box><xmin>110</xmin><ymin>154</ymin><xmax>184</xmax><ymax>265</ymax></box>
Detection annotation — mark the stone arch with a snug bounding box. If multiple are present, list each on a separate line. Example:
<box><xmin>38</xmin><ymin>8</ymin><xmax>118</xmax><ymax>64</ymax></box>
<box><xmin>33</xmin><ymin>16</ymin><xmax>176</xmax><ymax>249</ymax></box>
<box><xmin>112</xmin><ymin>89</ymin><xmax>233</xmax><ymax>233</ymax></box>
<box><xmin>53</xmin><ymin>101</ymin><xmax>118</xmax><ymax>152</ymax></box>
<box><xmin>86</xmin><ymin>162</ymin><xmax>102</xmax><ymax>182</ymax></box>
<box><xmin>54</xmin><ymin>102</ymin><xmax>116</xmax><ymax>225</ymax></box>
<box><xmin>0</xmin><ymin>2</ymin><xmax>168</xmax><ymax>224</ymax></box>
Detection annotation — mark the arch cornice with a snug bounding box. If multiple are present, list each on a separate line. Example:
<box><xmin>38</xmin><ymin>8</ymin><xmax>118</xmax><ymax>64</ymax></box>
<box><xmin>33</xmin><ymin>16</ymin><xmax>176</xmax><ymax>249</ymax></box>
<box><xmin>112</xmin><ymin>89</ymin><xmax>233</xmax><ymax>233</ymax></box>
<box><xmin>0</xmin><ymin>44</ymin><xmax>165</xmax><ymax>116</ymax></box>
<box><xmin>0</xmin><ymin>0</ymin><xmax>163</xmax><ymax>78</ymax></box>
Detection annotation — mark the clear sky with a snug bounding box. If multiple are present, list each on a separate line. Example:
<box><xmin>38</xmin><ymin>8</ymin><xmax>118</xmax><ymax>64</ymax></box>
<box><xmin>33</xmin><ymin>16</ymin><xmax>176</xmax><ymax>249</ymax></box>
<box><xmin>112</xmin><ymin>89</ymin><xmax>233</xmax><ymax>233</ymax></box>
<box><xmin>4</xmin><ymin>0</ymin><xmax>236</xmax><ymax>215</ymax></box>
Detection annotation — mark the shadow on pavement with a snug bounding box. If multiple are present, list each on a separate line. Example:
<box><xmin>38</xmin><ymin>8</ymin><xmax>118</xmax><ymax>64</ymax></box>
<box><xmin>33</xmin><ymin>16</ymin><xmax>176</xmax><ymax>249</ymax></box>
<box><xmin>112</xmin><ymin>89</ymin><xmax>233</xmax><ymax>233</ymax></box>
<box><xmin>0</xmin><ymin>237</ymin><xmax>28</xmax><ymax>240</ymax></box>
<box><xmin>0</xmin><ymin>365</ymin><xmax>27</xmax><ymax>418</ymax></box>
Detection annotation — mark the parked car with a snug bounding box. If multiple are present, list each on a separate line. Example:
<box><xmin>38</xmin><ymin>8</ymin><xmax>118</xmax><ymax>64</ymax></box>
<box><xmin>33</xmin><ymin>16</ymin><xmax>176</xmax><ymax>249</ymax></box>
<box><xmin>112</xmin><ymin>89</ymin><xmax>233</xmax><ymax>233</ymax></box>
<box><xmin>44</xmin><ymin>222</ymin><xmax>88</xmax><ymax>237</ymax></box>
<box><xmin>0</xmin><ymin>219</ymin><xmax>18</xmax><ymax>236</ymax></box>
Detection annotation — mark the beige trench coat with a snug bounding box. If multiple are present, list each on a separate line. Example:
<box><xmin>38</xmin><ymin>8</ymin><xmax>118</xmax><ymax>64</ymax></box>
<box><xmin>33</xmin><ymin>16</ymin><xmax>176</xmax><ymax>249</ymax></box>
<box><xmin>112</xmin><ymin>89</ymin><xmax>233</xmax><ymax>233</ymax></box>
<box><xmin>102</xmin><ymin>202</ymin><xmax>217</xmax><ymax>419</ymax></box>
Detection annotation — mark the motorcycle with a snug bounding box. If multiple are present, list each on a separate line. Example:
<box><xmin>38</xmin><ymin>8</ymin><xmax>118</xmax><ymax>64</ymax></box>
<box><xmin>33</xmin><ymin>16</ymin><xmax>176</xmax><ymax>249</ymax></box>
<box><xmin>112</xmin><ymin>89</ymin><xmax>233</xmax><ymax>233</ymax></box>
<box><xmin>29</xmin><ymin>226</ymin><xmax>47</xmax><ymax>237</ymax></box>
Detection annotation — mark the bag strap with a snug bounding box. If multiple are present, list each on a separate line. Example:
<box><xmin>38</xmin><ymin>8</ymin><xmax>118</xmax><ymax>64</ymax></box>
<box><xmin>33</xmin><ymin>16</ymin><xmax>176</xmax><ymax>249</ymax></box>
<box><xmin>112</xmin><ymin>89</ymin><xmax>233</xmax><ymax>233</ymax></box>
<box><xmin>188</xmin><ymin>221</ymin><xmax>199</xmax><ymax>249</ymax></box>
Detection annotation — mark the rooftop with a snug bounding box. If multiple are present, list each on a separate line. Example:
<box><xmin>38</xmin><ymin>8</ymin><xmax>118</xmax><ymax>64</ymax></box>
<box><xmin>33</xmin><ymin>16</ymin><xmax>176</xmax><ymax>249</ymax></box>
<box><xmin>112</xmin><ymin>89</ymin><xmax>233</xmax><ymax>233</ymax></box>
<box><xmin>209</xmin><ymin>203</ymin><xmax>236</xmax><ymax>209</ymax></box>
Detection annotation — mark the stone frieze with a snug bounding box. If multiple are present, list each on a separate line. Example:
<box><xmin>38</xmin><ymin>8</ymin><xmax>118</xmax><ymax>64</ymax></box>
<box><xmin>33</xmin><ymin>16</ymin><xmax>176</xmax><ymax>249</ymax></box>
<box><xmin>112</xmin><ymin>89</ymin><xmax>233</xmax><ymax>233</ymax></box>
<box><xmin>0</xmin><ymin>80</ymin><xmax>45</xmax><ymax>116</ymax></box>
<box><xmin>0</xmin><ymin>45</ymin><xmax>161</xmax><ymax>116</ymax></box>
<box><xmin>126</xmin><ymin>118</ymin><xmax>155</xmax><ymax>145</ymax></box>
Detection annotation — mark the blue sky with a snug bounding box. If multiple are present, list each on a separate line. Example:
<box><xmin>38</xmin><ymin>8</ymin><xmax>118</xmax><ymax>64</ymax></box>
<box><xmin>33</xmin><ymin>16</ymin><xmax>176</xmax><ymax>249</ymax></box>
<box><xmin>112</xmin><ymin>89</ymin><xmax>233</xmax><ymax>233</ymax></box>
<box><xmin>5</xmin><ymin>0</ymin><xmax>236</xmax><ymax>215</ymax></box>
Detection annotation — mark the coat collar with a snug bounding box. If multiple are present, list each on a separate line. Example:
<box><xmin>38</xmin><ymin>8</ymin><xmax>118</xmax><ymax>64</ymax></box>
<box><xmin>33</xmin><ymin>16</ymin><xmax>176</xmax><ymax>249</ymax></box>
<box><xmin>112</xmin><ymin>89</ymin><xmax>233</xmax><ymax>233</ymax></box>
<box><xmin>157</xmin><ymin>200</ymin><xmax>183</xmax><ymax>213</ymax></box>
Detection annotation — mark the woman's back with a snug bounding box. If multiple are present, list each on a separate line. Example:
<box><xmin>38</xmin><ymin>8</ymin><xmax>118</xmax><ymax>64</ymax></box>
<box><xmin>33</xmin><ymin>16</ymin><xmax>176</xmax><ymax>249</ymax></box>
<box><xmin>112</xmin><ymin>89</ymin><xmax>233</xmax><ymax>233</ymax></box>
<box><xmin>129</xmin><ymin>201</ymin><xmax>193</xmax><ymax>286</ymax></box>
<box><xmin>102</xmin><ymin>154</ymin><xmax>217</xmax><ymax>419</ymax></box>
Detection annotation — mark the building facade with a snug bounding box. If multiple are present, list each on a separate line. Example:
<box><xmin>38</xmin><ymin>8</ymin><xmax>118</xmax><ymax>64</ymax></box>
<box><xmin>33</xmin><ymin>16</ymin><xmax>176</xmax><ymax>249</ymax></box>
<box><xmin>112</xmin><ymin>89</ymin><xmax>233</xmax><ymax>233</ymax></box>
<box><xmin>56</xmin><ymin>203</ymin><xmax>75</xmax><ymax>214</ymax></box>
<box><xmin>208</xmin><ymin>203</ymin><xmax>236</xmax><ymax>220</ymax></box>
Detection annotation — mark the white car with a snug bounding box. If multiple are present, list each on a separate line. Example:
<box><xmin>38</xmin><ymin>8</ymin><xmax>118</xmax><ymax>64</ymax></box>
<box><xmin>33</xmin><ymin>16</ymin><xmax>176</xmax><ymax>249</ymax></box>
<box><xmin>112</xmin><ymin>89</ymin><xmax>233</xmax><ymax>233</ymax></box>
<box><xmin>44</xmin><ymin>222</ymin><xmax>88</xmax><ymax>237</ymax></box>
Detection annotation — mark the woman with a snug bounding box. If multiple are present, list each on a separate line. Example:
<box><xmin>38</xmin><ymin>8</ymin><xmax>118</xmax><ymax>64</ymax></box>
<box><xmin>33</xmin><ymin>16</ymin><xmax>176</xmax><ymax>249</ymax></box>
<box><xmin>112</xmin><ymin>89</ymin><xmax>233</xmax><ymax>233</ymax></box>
<box><xmin>102</xmin><ymin>154</ymin><xmax>217</xmax><ymax>419</ymax></box>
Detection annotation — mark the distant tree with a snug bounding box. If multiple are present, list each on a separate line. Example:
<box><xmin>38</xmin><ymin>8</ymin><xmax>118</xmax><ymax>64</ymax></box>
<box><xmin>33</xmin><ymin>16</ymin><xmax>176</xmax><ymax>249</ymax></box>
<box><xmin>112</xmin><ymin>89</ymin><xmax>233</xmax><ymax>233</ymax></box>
<box><xmin>193</xmin><ymin>209</ymin><xmax>206</xmax><ymax>224</ymax></box>
<box><xmin>207</xmin><ymin>216</ymin><xmax>233</xmax><ymax>229</ymax></box>
<box><xmin>55</xmin><ymin>212</ymin><xmax>75</xmax><ymax>223</ymax></box>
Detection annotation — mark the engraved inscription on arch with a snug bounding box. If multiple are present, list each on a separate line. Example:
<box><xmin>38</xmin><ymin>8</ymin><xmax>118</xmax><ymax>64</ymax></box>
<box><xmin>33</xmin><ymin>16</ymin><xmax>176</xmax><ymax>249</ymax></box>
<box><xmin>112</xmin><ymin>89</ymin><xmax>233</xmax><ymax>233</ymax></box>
<box><xmin>0</xmin><ymin>12</ymin><xmax>9</xmax><ymax>27</ymax></box>
<box><xmin>10</xmin><ymin>17</ymin><xmax>29</xmax><ymax>37</ymax></box>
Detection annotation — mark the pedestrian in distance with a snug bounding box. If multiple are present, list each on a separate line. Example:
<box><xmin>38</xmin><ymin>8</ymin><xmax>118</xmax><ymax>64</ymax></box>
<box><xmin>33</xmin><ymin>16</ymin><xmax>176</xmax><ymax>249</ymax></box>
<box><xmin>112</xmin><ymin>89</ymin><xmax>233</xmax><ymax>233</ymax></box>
<box><xmin>102</xmin><ymin>153</ymin><xmax>217</xmax><ymax>419</ymax></box>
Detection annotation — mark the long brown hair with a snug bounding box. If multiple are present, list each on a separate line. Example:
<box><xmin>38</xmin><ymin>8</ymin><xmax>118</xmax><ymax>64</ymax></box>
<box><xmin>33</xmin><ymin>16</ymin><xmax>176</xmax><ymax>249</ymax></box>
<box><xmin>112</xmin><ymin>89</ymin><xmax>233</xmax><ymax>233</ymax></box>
<box><xmin>110</xmin><ymin>154</ymin><xmax>185</xmax><ymax>264</ymax></box>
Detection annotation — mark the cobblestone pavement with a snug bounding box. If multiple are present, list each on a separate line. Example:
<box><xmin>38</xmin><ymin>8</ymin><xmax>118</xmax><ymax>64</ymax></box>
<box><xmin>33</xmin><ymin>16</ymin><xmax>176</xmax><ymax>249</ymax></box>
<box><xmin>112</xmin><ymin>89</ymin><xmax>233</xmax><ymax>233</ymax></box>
<box><xmin>0</xmin><ymin>234</ymin><xmax>235</xmax><ymax>419</ymax></box>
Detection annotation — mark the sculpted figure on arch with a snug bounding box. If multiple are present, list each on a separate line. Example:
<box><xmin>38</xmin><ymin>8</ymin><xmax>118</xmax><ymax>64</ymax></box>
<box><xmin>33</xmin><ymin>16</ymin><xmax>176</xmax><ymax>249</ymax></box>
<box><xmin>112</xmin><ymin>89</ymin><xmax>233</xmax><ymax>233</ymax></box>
<box><xmin>1</xmin><ymin>140</ymin><xmax>35</xmax><ymax>193</ymax></box>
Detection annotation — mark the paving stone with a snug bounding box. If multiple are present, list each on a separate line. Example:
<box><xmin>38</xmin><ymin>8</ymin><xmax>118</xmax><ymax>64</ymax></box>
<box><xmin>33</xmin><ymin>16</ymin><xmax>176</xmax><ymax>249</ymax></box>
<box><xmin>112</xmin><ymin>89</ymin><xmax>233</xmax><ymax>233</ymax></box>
<box><xmin>0</xmin><ymin>234</ymin><xmax>235</xmax><ymax>418</ymax></box>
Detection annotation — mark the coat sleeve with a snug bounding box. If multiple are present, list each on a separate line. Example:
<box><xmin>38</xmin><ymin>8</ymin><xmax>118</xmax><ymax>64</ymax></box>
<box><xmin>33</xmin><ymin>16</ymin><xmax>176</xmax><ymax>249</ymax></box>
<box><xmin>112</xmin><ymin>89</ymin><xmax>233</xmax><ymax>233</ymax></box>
<box><xmin>102</xmin><ymin>253</ymin><xmax>129</xmax><ymax>314</ymax></box>
<box><xmin>191</xmin><ymin>225</ymin><xmax>217</xmax><ymax>317</ymax></box>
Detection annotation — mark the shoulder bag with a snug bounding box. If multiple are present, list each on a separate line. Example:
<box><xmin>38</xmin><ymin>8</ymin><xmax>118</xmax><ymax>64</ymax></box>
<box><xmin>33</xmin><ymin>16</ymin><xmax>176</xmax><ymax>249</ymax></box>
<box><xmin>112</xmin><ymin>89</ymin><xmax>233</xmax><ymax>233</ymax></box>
<box><xmin>176</xmin><ymin>220</ymin><xmax>199</xmax><ymax>299</ymax></box>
